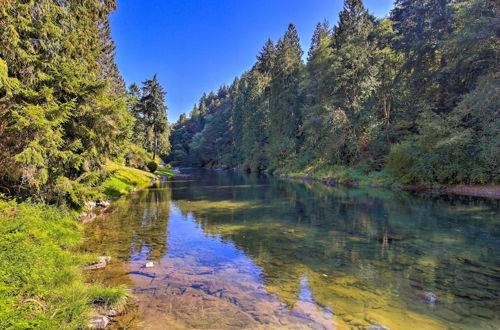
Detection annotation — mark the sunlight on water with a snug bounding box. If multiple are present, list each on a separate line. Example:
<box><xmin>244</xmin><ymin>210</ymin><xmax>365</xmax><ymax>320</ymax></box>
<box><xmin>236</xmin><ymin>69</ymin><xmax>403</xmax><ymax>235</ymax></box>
<box><xmin>83</xmin><ymin>169</ymin><xmax>500</xmax><ymax>329</ymax></box>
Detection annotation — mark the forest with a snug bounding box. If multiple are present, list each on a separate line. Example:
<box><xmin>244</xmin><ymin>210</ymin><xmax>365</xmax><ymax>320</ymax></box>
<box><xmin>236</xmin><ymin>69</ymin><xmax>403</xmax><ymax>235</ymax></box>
<box><xmin>168</xmin><ymin>0</ymin><xmax>499</xmax><ymax>185</ymax></box>
<box><xmin>0</xmin><ymin>0</ymin><xmax>170</xmax><ymax>327</ymax></box>
<box><xmin>0</xmin><ymin>0</ymin><xmax>498</xmax><ymax>328</ymax></box>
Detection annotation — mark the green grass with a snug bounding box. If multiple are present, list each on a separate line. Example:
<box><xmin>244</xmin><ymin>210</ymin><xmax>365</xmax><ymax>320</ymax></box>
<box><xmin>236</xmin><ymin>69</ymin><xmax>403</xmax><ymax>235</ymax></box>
<box><xmin>281</xmin><ymin>162</ymin><xmax>400</xmax><ymax>187</ymax></box>
<box><xmin>154</xmin><ymin>169</ymin><xmax>176</xmax><ymax>176</ymax></box>
<box><xmin>100</xmin><ymin>162</ymin><xmax>157</xmax><ymax>197</ymax></box>
<box><xmin>0</xmin><ymin>199</ymin><xmax>129</xmax><ymax>329</ymax></box>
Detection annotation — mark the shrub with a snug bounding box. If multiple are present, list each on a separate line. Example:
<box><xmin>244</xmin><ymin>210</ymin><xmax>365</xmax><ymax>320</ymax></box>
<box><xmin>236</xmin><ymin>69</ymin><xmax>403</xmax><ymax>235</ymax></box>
<box><xmin>147</xmin><ymin>161</ymin><xmax>158</xmax><ymax>173</ymax></box>
<box><xmin>124</xmin><ymin>144</ymin><xmax>153</xmax><ymax>170</ymax></box>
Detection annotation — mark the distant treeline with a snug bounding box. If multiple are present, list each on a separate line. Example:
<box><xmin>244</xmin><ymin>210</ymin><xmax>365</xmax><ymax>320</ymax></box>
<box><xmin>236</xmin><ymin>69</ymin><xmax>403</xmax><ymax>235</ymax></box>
<box><xmin>0</xmin><ymin>0</ymin><xmax>169</xmax><ymax>206</ymax></box>
<box><xmin>168</xmin><ymin>0</ymin><xmax>498</xmax><ymax>185</ymax></box>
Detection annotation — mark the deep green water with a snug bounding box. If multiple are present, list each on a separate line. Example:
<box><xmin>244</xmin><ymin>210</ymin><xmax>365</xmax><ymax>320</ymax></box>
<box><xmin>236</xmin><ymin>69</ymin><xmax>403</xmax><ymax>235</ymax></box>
<box><xmin>83</xmin><ymin>169</ymin><xmax>500</xmax><ymax>329</ymax></box>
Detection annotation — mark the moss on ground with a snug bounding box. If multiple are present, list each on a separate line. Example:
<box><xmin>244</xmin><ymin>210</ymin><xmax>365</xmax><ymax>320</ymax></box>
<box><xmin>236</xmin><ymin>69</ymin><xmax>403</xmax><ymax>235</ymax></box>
<box><xmin>154</xmin><ymin>169</ymin><xmax>176</xmax><ymax>176</ymax></box>
<box><xmin>100</xmin><ymin>162</ymin><xmax>157</xmax><ymax>197</ymax></box>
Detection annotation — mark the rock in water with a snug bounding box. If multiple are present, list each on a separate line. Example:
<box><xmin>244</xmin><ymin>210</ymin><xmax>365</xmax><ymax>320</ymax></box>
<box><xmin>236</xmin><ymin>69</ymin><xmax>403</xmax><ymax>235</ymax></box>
<box><xmin>145</xmin><ymin>261</ymin><xmax>154</xmax><ymax>268</ymax></box>
<box><xmin>84</xmin><ymin>256</ymin><xmax>111</xmax><ymax>271</ymax></box>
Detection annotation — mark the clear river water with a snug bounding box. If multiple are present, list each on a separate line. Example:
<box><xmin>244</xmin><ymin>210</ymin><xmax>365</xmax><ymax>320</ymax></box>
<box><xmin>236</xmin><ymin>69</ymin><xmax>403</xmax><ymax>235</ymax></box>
<box><xmin>82</xmin><ymin>169</ymin><xmax>500</xmax><ymax>329</ymax></box>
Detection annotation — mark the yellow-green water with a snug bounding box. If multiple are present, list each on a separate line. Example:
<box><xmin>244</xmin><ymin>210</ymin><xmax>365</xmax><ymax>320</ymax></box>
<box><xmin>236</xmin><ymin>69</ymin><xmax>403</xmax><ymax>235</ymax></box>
<box><xmin>83</xmin><ymin>169</ymin><xmax>500</xmax><ymax>329</ymax></box>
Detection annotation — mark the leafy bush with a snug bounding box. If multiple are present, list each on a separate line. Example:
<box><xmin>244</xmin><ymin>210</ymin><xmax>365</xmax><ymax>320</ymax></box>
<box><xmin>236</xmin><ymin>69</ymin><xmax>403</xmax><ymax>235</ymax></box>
<box><xmin>386</xmin><ymin>130</ymin><xmax>489</xmax><ymax>185</ymax></box>
<box><xmin>147</xmin><ymin>161</ymin><xmax>158</xmax><ymax>173</ymax></box>
<box><xmin>124</xmin><ymin>144</ymin><xmax>153</xmax><ymax>170</ymax></box>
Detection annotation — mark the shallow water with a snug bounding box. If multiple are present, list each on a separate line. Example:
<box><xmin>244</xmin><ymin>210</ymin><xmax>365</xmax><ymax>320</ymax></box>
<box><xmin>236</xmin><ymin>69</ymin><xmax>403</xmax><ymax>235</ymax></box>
<box><xmin>83</xmin><ymin>169</ymin><xmax>500</xmax><ymax>329</ymax></box>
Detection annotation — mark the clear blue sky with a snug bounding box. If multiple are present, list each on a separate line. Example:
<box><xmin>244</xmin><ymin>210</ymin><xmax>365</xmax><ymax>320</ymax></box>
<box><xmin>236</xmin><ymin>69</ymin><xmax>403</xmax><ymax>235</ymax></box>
<box><xmin>110</xmin><ymin>0</ymin><xmax>394</xmax><ymax>122</ymax></box>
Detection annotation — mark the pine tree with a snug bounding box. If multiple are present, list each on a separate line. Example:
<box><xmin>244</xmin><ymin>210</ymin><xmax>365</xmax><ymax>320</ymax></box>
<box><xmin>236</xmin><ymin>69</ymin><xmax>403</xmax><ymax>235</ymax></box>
<box><xmin>300</xmin><ymin>21</ymin><xmax>334</xmax><ymax>164</ymax></box>
<box><xmin>327</xmin><ymin>0</ymin><xmax>377</xmax><ymax>164</ymax></box>
<box><xmin>136</xmin><ymin>75</ymin><xmax>170</xmax><ymax>160</ymax></box>
<box><xmin>268</xmin><ymin>24</ymin><xmax>304</xmax><ymax>169</ymax></box>
<box><xmin>97</xmin><ymin>18</ymin><xmax>126</xmax><ymax>95</ymax></box>
<box><xmin>0</xmin><ymin>0</ymin><xmax>132</xmax><ymax>205</ymax></box>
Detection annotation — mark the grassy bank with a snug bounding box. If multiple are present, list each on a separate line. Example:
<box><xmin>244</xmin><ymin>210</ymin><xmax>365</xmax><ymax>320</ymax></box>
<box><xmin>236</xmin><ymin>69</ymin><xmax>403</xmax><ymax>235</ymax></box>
<box><xmin>279</xmin><ymin>164</ymin><xmax>500</xmax><ymax>198</ymax></box>
<box><xmin>100</xmin><ymin>163</ymin><xmax>158</xmax><ymax>198</ymax></box>
<box><xmin>0</xmin><ymin>199</ymin><xmax>128</xmax><ymax>329</ymax></box>
<box><xmin>0</xmin><ymin>163</ymin><xmax>162</xmax><ymax>329</ymax></box>
<box><xmin>154</xmin><ymin>168</ymin><xmax>176</xmax><ymax>176</ymax></box>
<box><xmin>279</xmin><ymin>163</ymin><xmax>399</xmax><ymax>187</ymax></box>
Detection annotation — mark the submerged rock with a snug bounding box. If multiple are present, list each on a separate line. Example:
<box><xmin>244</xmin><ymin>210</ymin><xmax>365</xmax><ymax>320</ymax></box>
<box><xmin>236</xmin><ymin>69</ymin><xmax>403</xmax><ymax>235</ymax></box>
<box><xmin>84</xmin><ymin>256</ymin><xmax>111</xmax><ymax>271</ymax></box>
<box><xmin>425</xmin><ymin>291</ymin><xmax>437</xmax><ymax>304</ymax></box>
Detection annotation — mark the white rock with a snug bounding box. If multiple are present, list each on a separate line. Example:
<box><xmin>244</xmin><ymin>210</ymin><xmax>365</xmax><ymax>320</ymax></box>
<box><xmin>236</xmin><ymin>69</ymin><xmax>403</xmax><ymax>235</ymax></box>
<box><xmin>145</xmin><ymin>261</ymin><xmax>154</xmax><ymax>268</ymax></box>
<box><xmin>89</xmin><ymin>316</ymin><xmax>110</xmax><ymax>329</ymax></box>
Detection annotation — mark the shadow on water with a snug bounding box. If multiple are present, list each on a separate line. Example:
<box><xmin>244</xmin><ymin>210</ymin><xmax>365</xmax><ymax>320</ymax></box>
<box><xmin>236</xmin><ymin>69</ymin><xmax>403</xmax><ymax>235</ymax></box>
<box><xmin>83</xmin><ymin>169</ymin><xmax>500</xmax><ymax>329</ymax></box>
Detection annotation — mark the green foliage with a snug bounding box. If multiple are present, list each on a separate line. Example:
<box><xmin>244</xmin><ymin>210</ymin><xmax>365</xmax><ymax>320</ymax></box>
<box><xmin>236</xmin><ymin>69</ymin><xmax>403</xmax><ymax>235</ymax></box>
<box><xmin>0</xmin><ymin>0</ymin><xmax>133</xmax><ymax>206</ymax></box>
<box><xmin>129</xmin><ymin>75</ymin><xmax>171</xmax><ymax>160</ymax></box>
<box><xmin>169</xmin><ymin>0</ymin><xmax>498</xmax><ymax>186</ymax></box>
<box><xmin>147</xmin><ymin>161</ymin><xmax>158</xmax><ymax>173</ymax></box>
<box><xmin>0</xmin><ymin>199</ymin><xmax>128</xmax><ymax>329</ymax></box>
<box><xmin>100</xmin><ymin>163</ymin><xmax>156</xmax><ymax>197</ymax></box>
<box><xmin>125</xmin><ymin>143</ymin><xmax>154</xmax><ymax>170</ymax></box>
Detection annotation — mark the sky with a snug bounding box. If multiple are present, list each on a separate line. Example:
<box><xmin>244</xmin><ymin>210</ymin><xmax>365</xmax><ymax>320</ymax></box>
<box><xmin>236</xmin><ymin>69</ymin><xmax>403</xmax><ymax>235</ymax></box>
<box><xmin>110</xmin><ymin>0</ymin><xmax>394</xmax><ymax>122</ymax></box>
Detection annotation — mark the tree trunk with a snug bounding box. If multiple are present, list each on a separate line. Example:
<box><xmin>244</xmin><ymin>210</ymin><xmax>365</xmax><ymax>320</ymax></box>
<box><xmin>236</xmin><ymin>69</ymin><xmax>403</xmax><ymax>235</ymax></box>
<box><xmin>153</xmin><ymin>132</ymin><xmax>158</xmax><ymax>160</ymax></box>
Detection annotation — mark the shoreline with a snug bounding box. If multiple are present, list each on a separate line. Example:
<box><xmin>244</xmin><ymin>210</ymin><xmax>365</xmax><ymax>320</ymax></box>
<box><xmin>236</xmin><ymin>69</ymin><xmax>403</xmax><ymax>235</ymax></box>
<box><xmin>281</xmin><ymin>174</ymin><xmax>500</xmax><ymax>199</ymax></box>
<box><xmin>197</xmin><ymin>165</ymin><xmax>500</xmax><ymax>199</ymax></box>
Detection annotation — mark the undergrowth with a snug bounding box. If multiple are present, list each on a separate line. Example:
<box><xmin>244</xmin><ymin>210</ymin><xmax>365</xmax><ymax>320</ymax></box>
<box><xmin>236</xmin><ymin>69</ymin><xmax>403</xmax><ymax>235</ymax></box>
<box><xmin>279</xmin><ymin>161</ymin><xmax>400</xmax><ymax>187</ymax></box>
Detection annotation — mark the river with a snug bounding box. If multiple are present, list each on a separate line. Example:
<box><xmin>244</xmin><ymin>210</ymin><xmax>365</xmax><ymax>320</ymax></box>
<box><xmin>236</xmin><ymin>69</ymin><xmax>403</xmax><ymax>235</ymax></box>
<box><xmin>82</xmin><ymin>169</ymin><xmax>500</xmax><ymax>329</ymax></box>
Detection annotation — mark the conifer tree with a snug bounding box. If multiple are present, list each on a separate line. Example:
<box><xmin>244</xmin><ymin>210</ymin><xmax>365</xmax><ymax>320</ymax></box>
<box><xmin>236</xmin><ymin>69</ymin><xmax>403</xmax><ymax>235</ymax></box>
<box><xmin>268</xmin><ymin>24</ymin><xmax>304</xmax><ymax>169</ymax></box>
<box><xmin>327</xmin><ymin>0</ymin><xmax>377</xmax><ymax>164</ymax></box>
<box><xmin>0</xmin><ymin>0</ymin><xmax>132</xmax><ymax>205</ymax></box>
<box><xmin>134</xmin><ymin>75</ymin><xmax>170</xmax><ymax>160</ymax></box>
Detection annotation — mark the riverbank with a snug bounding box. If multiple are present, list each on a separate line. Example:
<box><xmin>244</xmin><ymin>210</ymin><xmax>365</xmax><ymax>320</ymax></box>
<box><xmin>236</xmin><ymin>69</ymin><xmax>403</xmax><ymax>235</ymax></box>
<box><xmin>0</xmin><ymin>163</ymin><xmax>162</xmax><ymax>329</ymax></box>
<box><xmin>203</xmin><ymin>164</ymin><xmax>500</xmax><ymax>199</ymax></box>
<box><xmin>280</xmin><ymin>172</ymin><xmax>500</xmax><ymax>199</ymax></box>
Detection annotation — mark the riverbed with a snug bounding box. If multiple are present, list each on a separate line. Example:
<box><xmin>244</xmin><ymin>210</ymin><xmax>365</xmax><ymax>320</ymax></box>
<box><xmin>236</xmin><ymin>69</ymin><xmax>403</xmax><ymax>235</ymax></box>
<box><xmin>82</xmin><ymin>169</ymin><xmax>500</xmax><ymax>329</ymax></box>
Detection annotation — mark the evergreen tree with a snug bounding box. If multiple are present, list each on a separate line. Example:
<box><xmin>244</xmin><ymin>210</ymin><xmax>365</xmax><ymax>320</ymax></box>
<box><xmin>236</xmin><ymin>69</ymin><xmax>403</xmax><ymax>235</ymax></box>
<box><xmin>169</xmin><ymin>0</ymin><xmax>498</xmax><ymax>184</ymax></box>
<box><xmin>268</xmin><ymin>24</ymin><xmax>304</xmax><ymax>169</ymax></box>
<box><xmin>300</xmin><ymin>21</ymin><xmax>334</xmax><ymax>164</ymax></box>
<box><xmin>0</xmin><ymin>0</ymin><xmax>132</xmax><ymax>205</ymax></box>
<box><xmin>133</xmin><ymin>75</ymin><xmax>170</xmax><ymax>160</ymax></box>
<box><xmin>328</xmin><ymin>0</ymin><xmax>378</xmax><ymax>164</ymax></box>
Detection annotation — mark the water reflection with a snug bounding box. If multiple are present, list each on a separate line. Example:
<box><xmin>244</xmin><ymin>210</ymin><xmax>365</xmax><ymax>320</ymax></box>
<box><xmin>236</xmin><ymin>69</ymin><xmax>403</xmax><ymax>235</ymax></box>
<box><xmin>84</xmin><ymin>186</ymin><xmax>171</xmax><ymax>262</ymax></box>
<box><xmin>84</xmin><ymin>169</ymin><xmax>500</xmax><ymax>329</ymax></box>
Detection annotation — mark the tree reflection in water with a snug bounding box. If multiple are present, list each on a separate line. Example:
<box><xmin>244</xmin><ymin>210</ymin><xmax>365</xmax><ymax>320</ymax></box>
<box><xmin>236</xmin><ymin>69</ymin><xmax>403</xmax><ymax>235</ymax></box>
<box><xmin>85</xmin><ymin>169</ymin><xmax>500</xmax><ymax>329</ymax></box>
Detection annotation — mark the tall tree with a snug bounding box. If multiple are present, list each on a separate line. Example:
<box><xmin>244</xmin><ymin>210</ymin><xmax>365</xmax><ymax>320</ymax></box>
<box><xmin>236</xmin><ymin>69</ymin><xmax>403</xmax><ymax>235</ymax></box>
<box><xmin>268</xmin><ymin>24</ymin><xmax>304</xmax><ymax>169</ymax></box>
<box><xmin>0</xmin><ymin>0</ymin><xmax>132</xmax><ymax>205</ymax></box>
<box><xmin>132</xmin><ymin>75</ymin><xmax>170</xmax><ymax>160</ymax></box>
<box><xmin>328</xmin><ymin>0</ymin><xmax>378</xmax><ymax>164</ymax></box>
